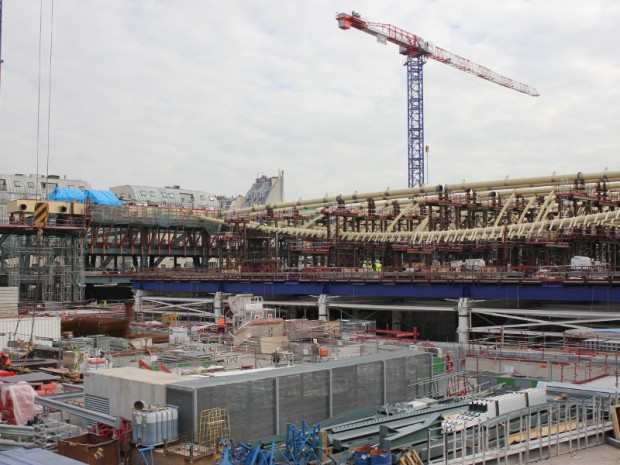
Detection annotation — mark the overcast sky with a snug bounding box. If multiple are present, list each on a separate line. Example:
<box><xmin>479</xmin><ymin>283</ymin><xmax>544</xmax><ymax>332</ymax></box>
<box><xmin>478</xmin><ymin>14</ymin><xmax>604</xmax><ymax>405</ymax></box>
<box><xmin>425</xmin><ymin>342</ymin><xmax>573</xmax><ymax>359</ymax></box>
<box><xmin>0</xmin><ymin>1</ymin><xmax>618</xmax><ymax>200</ymax></box>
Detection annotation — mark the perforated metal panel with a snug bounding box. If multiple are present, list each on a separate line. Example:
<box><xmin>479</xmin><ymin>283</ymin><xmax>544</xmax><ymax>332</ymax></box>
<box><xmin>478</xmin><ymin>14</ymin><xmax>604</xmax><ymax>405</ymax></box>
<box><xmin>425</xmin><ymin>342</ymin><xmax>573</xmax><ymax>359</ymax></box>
<box><xmin>356</xmin><ymin>361</ymin><xmax>383</xmax><ymax>407</ymax></box>
<box><xmin>331</xmin><ymin>365</ymin><xmax>356</xmax><ymax>415</ymax></box>
<box><xmin>385</xmin><ymin>357</ymin><xmax>407</xmax><ymax>403</ymax></box>
<box><xmin>278</xmin><ymin>371</ymin><xmax>329</xmax><ymax>434</ymax></box>
<box><xmin>208</xmin><ymin>379</ymin><xmax>275</xmax><ymax>442</ymax></box>
<box><xmin>167</xmin><ymin>350</ymin><xmax>432</xmax><ymax>443</ymax></box>
<box><xmin>166</xmin><ymin>388</ymin><xmax>194</xmax><ymax>435</ymax></box>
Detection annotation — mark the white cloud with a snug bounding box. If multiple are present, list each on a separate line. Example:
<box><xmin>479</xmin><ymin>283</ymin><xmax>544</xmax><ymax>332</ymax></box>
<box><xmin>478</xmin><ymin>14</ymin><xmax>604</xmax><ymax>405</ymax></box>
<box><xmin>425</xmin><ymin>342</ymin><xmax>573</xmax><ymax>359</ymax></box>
<box><xmin>0</xmin><ymin>0</ymin><xmax>618</xmax><ymax>200</ymax></box>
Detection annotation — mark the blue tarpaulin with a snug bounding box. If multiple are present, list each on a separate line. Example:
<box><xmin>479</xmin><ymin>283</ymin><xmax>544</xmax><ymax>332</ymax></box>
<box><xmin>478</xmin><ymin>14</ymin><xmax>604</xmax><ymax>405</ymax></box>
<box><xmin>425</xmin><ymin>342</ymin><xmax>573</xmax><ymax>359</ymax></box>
<box><xmin>47</xmin><ymin>187</ymin><xmax>87</xmax><ymax>202</ymax></box>
<box><xmin>85</xmin><ymin>190</ymin><xmax>124</xmax><ymax>206</ymax></box>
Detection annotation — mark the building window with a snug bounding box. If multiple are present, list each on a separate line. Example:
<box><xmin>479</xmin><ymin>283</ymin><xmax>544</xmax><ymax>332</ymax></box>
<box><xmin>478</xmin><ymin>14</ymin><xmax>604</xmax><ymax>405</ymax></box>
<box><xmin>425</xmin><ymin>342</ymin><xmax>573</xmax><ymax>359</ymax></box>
<box><xmin>28</xmin><ymin>181</ymin><xmax>35</xmax><ymax>188</ymax></box>
<box><xmin>78</xmin><ymin>185</ymin><xmax>85</xmax><ymax>190</ymax></box>
<box><xmin>13</xmin><ymin>180</ymin><xmax>21</xmax><ymax>188</ymax></box>
<box><xmin>0</xmin><ymin>179</ymin><xmax>6</xmax><ymax>190</ymax></box>
<box><xmin>150</xmin><ymin>191</ymin><xmax>156</xmax><ymax>197</ymax></box>
<box><xmin>68</xmin><ymin>184</ymin><xmax>75</xmax><ymax>189</ymax></box>
<box><xmin>140</xmin><ymin>190</ymin><xmax>147</xmax><ymax>196</ymax></box>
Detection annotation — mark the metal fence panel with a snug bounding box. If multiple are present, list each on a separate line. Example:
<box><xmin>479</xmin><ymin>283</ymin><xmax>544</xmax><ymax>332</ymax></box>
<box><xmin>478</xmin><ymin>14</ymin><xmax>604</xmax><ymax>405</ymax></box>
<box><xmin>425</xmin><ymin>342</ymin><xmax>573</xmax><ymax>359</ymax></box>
<box><xmin>386</xmin><ymin>358</ymin><xmax>407</xmax><ymax>403</ymax></box>
<box><xmin>196</xmin><ymin>380</ymin><xmax>276</xmax><ymax>442</ymax></box>
<box><xmin>331</xmin><ymin>366</ymin><xmax>357</xmax><ymax>415</ymax></box>
<box><xmin>166</xmin><ymin>351</ymin><xmax>432</xmax><ymax>443</ymax></box>
<box><xmin>279</xmin><ymin>371</ymin><xmax>329</xmax><ymax>434</ymax></box>
<box><xmin>356</xmin><ymin>361</ymin><xmax>383</xmax><ymax>407</ymax></box>
<box><xmin>166</xmin><ymin>388</ymin><xmax>194</xmax><ymax>435</ymax></box>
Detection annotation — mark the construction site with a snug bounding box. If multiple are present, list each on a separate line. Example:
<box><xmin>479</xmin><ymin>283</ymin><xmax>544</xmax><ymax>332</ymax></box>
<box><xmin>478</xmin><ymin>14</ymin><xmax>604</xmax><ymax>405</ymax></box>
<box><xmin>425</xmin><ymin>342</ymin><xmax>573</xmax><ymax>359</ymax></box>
<box><xmin>1</xmin><ymin>168</ymin><xmax>620</xmax><ymax>465</ymax></box>
<box><xmin>0</xmin><ymin>4</ymin><xmax>619</xmax><ymax>465</ymax></box>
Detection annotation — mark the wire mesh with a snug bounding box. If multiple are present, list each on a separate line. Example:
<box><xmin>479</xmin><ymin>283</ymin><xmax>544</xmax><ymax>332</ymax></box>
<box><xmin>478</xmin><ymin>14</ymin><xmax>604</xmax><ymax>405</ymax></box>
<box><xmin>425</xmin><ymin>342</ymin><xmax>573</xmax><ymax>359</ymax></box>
<box><xmin>198</xmin><ymin>408</ymin><xmax>230</xmax><ymax>454</ymax></box>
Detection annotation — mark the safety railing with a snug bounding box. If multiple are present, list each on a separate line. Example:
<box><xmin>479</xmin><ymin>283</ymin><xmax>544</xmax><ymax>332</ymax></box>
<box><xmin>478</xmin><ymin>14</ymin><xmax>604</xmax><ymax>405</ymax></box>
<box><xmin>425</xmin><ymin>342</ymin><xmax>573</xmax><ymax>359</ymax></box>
<box><xmin>428</xmin><ymin>397</ymin><xmax>612</xmax><ymax>465</ymax></box>
<box><xmin>132</xmin><ymin>265</ymin><xmax>620</xmax><ymax>284</ymax></box>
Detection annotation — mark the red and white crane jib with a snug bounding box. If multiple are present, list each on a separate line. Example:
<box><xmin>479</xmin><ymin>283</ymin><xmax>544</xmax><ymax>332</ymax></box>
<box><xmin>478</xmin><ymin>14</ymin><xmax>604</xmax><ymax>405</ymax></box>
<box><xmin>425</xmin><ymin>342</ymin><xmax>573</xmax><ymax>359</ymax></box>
<box><xmin>336</xmin><ymin>12</ymin><xmax>539</xmax><ymax>97</ymax></box>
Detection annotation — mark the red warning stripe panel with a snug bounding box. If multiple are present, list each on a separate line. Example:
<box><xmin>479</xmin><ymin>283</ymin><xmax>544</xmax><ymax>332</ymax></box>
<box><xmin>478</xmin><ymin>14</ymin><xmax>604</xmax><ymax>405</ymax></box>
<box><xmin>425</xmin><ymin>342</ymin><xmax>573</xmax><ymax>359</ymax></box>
<box><xmin>34</xmin><ymin>202</ymin><xmax>49</xmax><ymax>227</ymax></box>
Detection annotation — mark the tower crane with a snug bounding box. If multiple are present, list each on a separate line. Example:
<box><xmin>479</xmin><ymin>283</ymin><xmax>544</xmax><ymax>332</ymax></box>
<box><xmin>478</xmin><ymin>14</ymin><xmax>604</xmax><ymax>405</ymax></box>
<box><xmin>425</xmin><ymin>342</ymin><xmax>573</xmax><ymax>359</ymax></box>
<box><xmin>336</xmin><ymin>11</ymin><xmax>539</xmax><ymax>188</ymax></box>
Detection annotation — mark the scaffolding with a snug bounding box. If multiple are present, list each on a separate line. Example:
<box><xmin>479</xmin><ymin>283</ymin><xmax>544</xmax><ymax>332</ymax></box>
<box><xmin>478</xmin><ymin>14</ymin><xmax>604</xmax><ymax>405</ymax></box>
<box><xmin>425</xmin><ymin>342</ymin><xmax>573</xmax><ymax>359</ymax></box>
<box><xmin>5</xmin><ymin>234</ymin><xmax>85</xmax><ymax>303</ymax></box>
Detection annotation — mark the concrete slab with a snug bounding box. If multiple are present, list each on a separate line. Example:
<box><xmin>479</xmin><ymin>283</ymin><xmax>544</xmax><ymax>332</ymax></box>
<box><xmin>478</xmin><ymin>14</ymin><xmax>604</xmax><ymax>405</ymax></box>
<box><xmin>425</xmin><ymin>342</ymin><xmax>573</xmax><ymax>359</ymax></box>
<box><xmin>539</xmin><ymin>444</ymin><xmax>620</xmax><ymax>464</ymax></box>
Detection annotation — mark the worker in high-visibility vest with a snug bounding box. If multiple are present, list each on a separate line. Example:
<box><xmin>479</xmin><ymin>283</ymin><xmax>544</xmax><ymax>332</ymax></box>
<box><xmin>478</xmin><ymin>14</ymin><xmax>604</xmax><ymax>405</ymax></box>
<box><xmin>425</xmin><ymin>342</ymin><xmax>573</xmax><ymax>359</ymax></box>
<box><xmin>375</xmin><ymin>260</ymin><xmax>382</xmax><ymax>273</ymax></box>
<box><xmin>0</xmin><ymin>351</ymin><xmax>11</xmax><ymax>367</ymax></box>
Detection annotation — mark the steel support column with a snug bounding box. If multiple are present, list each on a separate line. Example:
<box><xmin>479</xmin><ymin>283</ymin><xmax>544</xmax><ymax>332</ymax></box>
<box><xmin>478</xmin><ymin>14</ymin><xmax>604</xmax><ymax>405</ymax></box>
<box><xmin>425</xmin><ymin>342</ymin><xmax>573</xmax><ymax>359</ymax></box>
<box><xmin>213</xmin><ymin>291</ymin><xmax>223</xmax><ymax>319</ymax></box>
<box><xmin>134</xmin><ymin>289</ymin><xmax>143</xmax><ymax>315</ymax></box>
<box><xmin>318</xmin><ymin>294</ymin><xmax>328</xmax><ymax>321</ymax></box>
<box><xmin>456</xmin><ymin>297</ymin><xmax>471</xmax><ymax>345</ymax></box>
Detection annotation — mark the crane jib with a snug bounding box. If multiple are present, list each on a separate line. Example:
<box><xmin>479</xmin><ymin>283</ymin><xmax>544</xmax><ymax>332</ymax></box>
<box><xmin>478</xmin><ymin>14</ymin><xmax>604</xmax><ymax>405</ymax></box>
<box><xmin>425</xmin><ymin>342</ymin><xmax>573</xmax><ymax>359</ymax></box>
<box><xmin>335</xmin><ymin>10</ymin><xmax>539</xmax><ymax>188</ymax></box>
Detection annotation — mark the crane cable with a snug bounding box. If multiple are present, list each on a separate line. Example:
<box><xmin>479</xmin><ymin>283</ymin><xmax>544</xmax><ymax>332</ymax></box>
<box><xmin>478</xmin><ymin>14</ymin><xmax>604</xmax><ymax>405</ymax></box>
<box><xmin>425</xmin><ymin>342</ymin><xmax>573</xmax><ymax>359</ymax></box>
<box><xmin>35</xmin><ymin>0</ymin><xmax>55</xmax><ymax>197</ymax></box>
<box><xmin>45</xmin><ymin>0</ymin><xmax>54</xmax><ymax>179</ymax></box>
<box><xmin>35</xmin><ymin>0</ymin><xmax>43</xmax><ymax>198</ymax></box>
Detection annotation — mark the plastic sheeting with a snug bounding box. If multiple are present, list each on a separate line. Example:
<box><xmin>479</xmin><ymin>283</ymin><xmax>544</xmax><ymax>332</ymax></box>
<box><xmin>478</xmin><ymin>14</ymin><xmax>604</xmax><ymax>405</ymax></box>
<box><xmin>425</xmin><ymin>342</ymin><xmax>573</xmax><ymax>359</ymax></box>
<box><xmin>47</xmin><ymin>187</ymin><xmax>124</xmax><ymax>206</ymax></box>
<box><xmin>84</xmin><ymin>190</ymin><xmax>124</xmax><ymax>206</ymax></box>
<box><xmin>47</xmin><ymin>187</ymin><xmax>87</xmax><ymax>202</ymax></box>
<box><xmin>0</xmin><ymin>382</ymin><xmax>38</xmax><ymax>425</ymax></box>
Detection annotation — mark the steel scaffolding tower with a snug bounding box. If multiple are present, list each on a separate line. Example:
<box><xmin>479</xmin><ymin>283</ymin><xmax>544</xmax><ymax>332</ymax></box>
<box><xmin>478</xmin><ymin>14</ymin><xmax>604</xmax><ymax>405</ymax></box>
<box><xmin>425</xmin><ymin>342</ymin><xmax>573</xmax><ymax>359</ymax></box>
<box><xmin>6</xmin><ymin>234</ymin><xmax>85</xmax><ymax>303</ymax></box>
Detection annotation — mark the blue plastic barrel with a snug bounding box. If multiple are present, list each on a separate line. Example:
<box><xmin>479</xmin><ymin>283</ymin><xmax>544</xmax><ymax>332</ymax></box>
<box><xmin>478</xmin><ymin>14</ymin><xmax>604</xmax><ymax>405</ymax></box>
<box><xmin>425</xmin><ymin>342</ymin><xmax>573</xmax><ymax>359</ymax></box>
<box><xmin>370</xmin><ymin>450</ymin><xmax>391</xmax><ymax>465</ymax></box>
<box><xmin>354</xmin><ymin>446</ymin><xmax>372</xmax><ymax>465</ymax></box>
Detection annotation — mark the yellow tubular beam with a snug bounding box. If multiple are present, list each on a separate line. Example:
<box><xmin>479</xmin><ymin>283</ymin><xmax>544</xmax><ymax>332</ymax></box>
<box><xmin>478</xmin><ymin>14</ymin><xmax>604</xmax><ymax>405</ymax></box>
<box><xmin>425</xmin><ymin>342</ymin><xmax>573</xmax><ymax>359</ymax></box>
<box><xmin>230</xmin><ymin>170</ymin><xmax>620</xmax><ymax>215</ymax></box>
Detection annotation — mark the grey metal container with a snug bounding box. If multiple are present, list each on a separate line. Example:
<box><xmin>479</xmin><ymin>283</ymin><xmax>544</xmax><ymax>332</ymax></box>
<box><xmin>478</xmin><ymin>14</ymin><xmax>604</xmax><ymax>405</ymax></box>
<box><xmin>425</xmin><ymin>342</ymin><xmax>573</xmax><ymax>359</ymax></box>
<box><xmin>132</xmin><ymin>404</ymin><xmax>178</xmax><ymax>446</ymax></box>
<box><xmin>166</xmin><ymin>349</ymin><xmax>433</xmax><ymax>442</ymax></box>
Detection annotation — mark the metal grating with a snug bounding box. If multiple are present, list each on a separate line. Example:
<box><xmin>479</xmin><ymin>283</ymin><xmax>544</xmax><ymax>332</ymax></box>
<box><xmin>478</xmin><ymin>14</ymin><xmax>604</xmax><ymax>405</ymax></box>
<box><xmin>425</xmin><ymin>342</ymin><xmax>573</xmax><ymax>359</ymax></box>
<box><xmin>331</xmin><ymin>365</ymin><xmax>356</xmax><ymax>416</ymax></box>
<box><xmin>385</xmin><ymin>357</ymin><xmax>407</xmax><ymax>403</ymax></box>
<box><xmin>406</xmin><ymin>353</ymin><xmax>433</xmax><ymax>398</ymax></box>
<box><xmin>356</xmin><ymin>361</ymin><xmax>383</xmax><ymax>407</ymax></box>
<box><xmin>167</xmin><ymin>350</ymin><xmax>432</xmax><ymax>443</ymax></box>
<box><xmin>197</xmin><ymin>380</ymin><xmax>276</xmax><ymax>442</ymax></box>
<box><xmin>166</xmin><ymin>388</ymin><xmax>194</xmax><ymax>435</ymax></box>
<box><xmin>278</xmin><ymin>371</ymin><xmax>329</xmax><ymax>434</ymax></box>
<box><xmin>84</xmin><ymin>394</ymin><xmax>109</xmax><ymax>428</ymax></box>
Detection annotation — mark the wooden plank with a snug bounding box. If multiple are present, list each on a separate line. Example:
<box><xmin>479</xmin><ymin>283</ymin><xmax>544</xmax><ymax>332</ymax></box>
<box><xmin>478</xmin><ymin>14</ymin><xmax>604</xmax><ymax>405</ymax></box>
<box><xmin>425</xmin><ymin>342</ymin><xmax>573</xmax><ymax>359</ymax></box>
<box><xmin>410</xmin><ymin>450</ymin><xmax>424</xmax><ymax>465</ymax></box>
<box><xmin>508</xmin><ymin>420</ymin><xmax>579</xmax><ymax>444</ymax></box>
<box><xmin>320</xmin><ymin>430</ymin><xmax>330</xmax><ymax>462</ymax></box>
<box><xmin>612</xmin><ymin>404</ymin><xmax>620</xmax><ymax>440</ymax></box>
<box><xmin>401</xmin><ymin>451</ymin><xmax>423</xmax><ymax>465</ymax></box>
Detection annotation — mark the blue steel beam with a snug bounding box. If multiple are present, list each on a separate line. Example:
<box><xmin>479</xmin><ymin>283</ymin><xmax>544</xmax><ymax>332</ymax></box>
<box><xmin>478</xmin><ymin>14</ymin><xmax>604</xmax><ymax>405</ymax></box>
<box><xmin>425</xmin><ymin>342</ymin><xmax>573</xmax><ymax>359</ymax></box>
<box><xmin>133</xmin><ymin>279</ymin><xmax>620</xmax><ymax>302</ymax></box>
